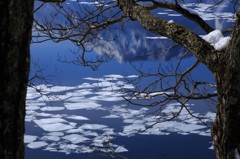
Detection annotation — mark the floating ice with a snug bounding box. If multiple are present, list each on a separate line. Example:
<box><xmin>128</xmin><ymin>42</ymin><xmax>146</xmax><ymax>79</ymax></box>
<box><xmin>27</xmin><ymin>141</ymin><xmax>48</xmax><ymax>149</ymax></box>
<box><xmin>73</xmin><ymin>89</ymin><xmax>93</xmax><ymax>96</ymax></box>
<box><xmin>41</xmin><ymin>106</ymin><xmax>65</xmax><ymax>111</ymax></box>
<box><xmin>34</xmin><ymin>118</ymin><xmax>75</xmax><ymax>131</ymax></box>
<box><xmin>62</xmin><ymin>134</ymin><xmax>90</xmax><ymax>144</ymax></box>
<box><xmin>41</xmin><ymin>135</ymin><xmax>60</xmax><ymax>141</ymax></box>
<box><xmin>64</xmin><ymin>102</ymin><xmax>101</xmax><ymax>110</ymax></box>
<box><xmin>79</xmin><ymin>130</ymin><xmax>99</xmax><ymax>137</ymax></box>
<box><xmin>47</xmin><ymin>132</ymin><xmax>65</xmax><ymax>136</ymax></box>
<box><xmin>122</xmin><ymin>124</ymin><xmax>146</xmax><ymax>136</ymax></box>
<box><xmin>102</xmin><ymin>114</ymin><xmax>120</xmax><ymax>118</ymax></box>
<box><xmin>153</xmin><ymin>121</ymin><xmax>206</xmax><ymax>133</ymax></box>
<box><xmin>26</xmin><ymin>106</ymin><xmax>40</xmax><ymax>111</ymax></box>
<box><xmin>89</xmin><ymin>95</ymin><xmax>123</xmax><ymax>102</ymax></box>
<box><xmin>24</xmin><ymin>135</ymin><xmax>38</xmax><ymax>143</ymax></box>
<box><xmin>77</xmin><ymin>82</ymin><xmax>95</xmax><ymax>88</ymax></box>
<box><xmin>115</xmin><ymin>146</ymin><xmax>129</xmax><ymax>153</ymax></box>
<box><xmin>34</xmin><ymin>118</ymin><xmax>68</xmax><ymax>125</ymax></box>
<box><xmin>123</xmin><ymin>119</ymin><xmax>145</xmax><ymax>124</ymax></box>
<box><xmin>146</xmin><ymin>36</ymin><xmax>169</xmax><ymax>40</ymax></box>
<box><xmin>126</xmin><ymin>75</ymin><xmax>138</xmax><ymax>78</ymax></box>
<box><xmin>35</xmin><ymin>112</ymin><xmax>54</xmax><ymax>117</ymax></box>
<box><xmin>25</xmin><ymin>74</ymin><xmax>215</xmax><ymax>156</ymax></box>
<box><xmin>65</xmin><ymin>115</ymin><xmax>89</xmax><ymax>120</ymax></box>
<box><xmin>39</xmin><ymin>123</ymin><xmax>74</xmax><ymax>132</ymax></box>
<box><xmin>79</xmin><ymin>124</ymin><xmax>109</xmax><ymax>130</ymax></box>
<box><xmin>103</xmin><ymin>74</ymin><xmax>124</xmax><ymax>79</ymax></box>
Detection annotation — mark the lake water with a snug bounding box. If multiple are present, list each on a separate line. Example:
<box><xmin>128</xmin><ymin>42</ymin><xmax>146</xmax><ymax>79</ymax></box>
<box><xmin>25</xmin><ymin>0</ymin><xmax>235</xmax><ymax>158</ymax></box>
<box><xmin>25</xmin><ymin>55</ymin><xmax>216</xmax><ymax>158</ymax></box>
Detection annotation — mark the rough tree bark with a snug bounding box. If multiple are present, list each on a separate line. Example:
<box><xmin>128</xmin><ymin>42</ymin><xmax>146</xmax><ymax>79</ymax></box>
<box><xmin>116</xmin><ymin>0</ymin><xmax>240</xmax><ymax>158</ymax></box>
<box><xmin>0</xmin><ymin>0</ymin><xmax>34</xmax><ymax>159</ymax></box>
<box><xmin>211</xmin><ymin>9</ymin><xmax>240</xmax><ymax>159</ymax></box>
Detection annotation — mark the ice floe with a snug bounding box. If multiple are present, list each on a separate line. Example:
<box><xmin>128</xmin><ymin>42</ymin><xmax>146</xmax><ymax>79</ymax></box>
<box><xmin>25</xmin><ymin>74</ymin><xmax>215</xmax><ymax>156</ymax></box>
<box><xmin>79</xmin><ymin>124</ymin><xmax>109</xmax><ymax>130</ymax></box>
<box><xmin>27</xmin><ymin>141</ymin><xmax>48</xmax><ymax>149</ymax></box>
<box><xmin>41</xmin><ymin>106</ymin><xmax>65</xmax><ymax>111</ymax></box>
<box><xmin>64</xmin><ymin>101</ymin><xmax>101</xmax><ymax>110</ymax></box>
<box><xmin>24</xmin><ymin>135</ymin><xmax>38</xmax><ymax>143</ymax></box>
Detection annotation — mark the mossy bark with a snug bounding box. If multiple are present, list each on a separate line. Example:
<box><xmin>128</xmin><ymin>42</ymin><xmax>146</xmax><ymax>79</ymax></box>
<box><xmin>0</xmin><ymin>0</ymin><xmax>33</xmax><ymax>159</ymax></box>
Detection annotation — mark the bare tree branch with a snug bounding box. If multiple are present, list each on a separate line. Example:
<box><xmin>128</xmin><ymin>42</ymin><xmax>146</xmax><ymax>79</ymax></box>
<box><xmin>140</xmin><ymin>0</ymin><xmax>214</xmax><ymax>33</ymax></box>
<box><xmin>116</xmin><ymin>0</ymin><xmax>223</xmax><ymax>72</ymax></box>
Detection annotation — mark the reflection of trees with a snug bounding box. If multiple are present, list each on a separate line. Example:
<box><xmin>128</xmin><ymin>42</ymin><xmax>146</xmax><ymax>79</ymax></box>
<box><xmin>32</xmin><ymin>0</ymin><xmax>240</xmax><ymax>159</ymax></box>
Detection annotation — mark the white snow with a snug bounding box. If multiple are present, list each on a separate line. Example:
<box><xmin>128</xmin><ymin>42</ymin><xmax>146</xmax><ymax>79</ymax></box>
<box><xmin>202</xmin><ymin>29</ymin><xmax>230</xmax><ymax>51</ymax></box>
<box><xmin>167</xmin><ymin>20</ymin><xmax>174</xmax><ymax>24</ymax></box>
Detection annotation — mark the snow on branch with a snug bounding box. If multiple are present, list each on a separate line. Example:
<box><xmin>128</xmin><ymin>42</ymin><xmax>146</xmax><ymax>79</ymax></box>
<box><xmin>202</xmin><ymin>30</ymin><xmax>231</xmax><ymax>51</ymax></box>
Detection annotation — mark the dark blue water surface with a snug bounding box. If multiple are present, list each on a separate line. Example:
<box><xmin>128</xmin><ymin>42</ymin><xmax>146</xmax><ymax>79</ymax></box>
<box><xmin>26</xmin><ymin>0</ymin><xmax>236</xmax><ymax>158</ymax></box>
<box><xmin>26</xmin><ymin>134</ymin><xmax>215</xmax><ymax>159</ymax></box>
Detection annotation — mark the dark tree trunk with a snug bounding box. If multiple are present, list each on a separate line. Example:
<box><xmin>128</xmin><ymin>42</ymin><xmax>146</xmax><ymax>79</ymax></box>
<box><xmin>116</xmin><ymin>1</ymin><xmax>240</xmax><ymax>158</ymax></box>
<box><xmin>0</xmin><ymin>0</ymin><xmax>34</xmax><ymax>159</ymax></box>
<box><xmin>211</xmin><ymin>9</ymin><xmax>240</xmax><ymax>159</ymax></box>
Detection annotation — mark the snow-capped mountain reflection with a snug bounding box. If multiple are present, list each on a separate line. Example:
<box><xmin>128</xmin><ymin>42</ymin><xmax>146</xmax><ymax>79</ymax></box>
<box><xmin>34</xmin><ymin>0</ymin><xmax>234</xmax><ymax>63</ymax></box>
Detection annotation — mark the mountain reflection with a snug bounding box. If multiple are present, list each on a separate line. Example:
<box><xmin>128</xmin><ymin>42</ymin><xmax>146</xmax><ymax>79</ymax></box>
<box><xmin>33</xmin><ymin>0</ymin><xmax>234</xmax><ymax>63</ymax></box>
<box><xmin>93</xmin><ymin>20</ymin><xmax>185</xmax><ymax>62</ymax></box>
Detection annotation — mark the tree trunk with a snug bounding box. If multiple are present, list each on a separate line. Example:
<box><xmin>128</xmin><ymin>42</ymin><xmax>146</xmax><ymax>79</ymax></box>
<box><xmin>211</xmin><ymin>9</ymin><xmax>240</xmax><ymax>159</ymax></box>
<box><xmin>212</xmin><ymin>70</ymin><xmax>240</xmax><ymax>159</ymax></box>
<box><xmin>0</xmin><ymin>0</ymin><xmax>34</xmax><ymax>159</ymax></box>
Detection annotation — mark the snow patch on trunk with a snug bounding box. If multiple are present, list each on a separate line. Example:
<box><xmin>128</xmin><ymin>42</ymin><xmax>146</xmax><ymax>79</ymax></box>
<box><xmin>202</xmin><ymin>29</ymin><xmax>230</xmax><ymax>51</ymax></box>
